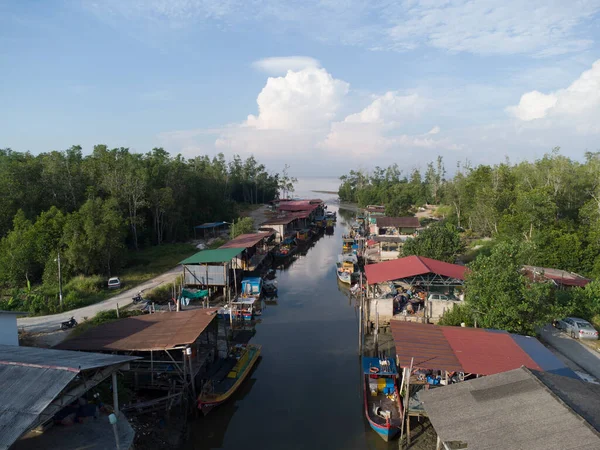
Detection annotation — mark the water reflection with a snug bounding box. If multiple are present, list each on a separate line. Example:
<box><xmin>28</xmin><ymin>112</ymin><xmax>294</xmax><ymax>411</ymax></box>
<box><xmin>185</xmin><ymin>199</ymin><xmax>402</xmax><ymax>450</ymax></box>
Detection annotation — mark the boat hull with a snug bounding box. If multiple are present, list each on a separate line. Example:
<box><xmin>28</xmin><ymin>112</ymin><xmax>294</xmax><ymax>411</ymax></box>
<box><xmin>363</xmin><ymin>370</ymin><xmax>402</xmax><ymax>442</ymax></box>
<box><xmin>198</xmin><ymin>344</ymin><xmax>261</xmax><ymax>415</ymax></box>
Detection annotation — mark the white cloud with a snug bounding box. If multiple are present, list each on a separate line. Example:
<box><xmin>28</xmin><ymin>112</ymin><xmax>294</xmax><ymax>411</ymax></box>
<box><xmin>251</xmin><ymin>56</ymin><xmax>320</xmax><ymax>75</ymax></box>
<box><xmin>244</xmin><ymin>66</ymin><xmax>349</xmax><ymax>131</ymax></box>
<box><xmin>508</xmin><ymin>59</ymin><xmax>600</xmax><ymax>125</ymax></box>
<box><xmin>386</xmin><ymin>0</ymin><xmax>600</xmax><ymax>57</ymax></box>
<box><xmin>83</xmin><ymin>0</ymin><xmax>600</xmax><ymax>57</ymax></box>
<box><xmin>319</xmin><ymin>92</ymin><xmax>456</xmax><ymax>157</ymax></box>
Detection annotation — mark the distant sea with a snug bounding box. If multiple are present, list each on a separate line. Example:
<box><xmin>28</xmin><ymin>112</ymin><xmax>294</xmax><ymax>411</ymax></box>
<box><xmin>293</xmin><ymin>176</ymin><xmax>340</xmax><ymax>199</ymax></box>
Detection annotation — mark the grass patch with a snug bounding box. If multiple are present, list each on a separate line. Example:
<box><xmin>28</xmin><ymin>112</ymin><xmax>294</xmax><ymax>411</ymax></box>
<box><xmin>208</xmin><ymin>238</ymin><xmax>226</xmax><ymax>249</ymax></box>
<box><xmin>2</xmin><ymin>243</ymin><xmax>197</xmax><ymax>316</ymax></box>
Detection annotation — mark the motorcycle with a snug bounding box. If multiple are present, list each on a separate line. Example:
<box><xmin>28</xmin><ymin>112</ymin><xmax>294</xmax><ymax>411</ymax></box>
<box><xmin>60</xmin><ymin>316</ymin><xmax>78</xmax><ymax>330</ymax></box>
<box><xmin>132</xmin><ymin>291</ymin><xmax>144</xmax><ymax>303</ymax></box>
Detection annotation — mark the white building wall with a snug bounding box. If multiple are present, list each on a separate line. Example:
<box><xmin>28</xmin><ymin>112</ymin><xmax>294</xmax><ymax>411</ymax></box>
<box><xmin>0</xmin><ymin>314</ymin><xmax>19</xmax><ymax>346</ymax></box>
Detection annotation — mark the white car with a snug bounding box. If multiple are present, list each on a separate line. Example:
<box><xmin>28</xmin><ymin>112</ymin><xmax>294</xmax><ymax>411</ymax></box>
<box><xmin>556</xmin><ymin>317</ymin><xmax>599</xmax><ymax>340</ymax></box>
<box><xmin>107</xmin><ymin>277</ymin><xmax>121</xmax><ymax>289</ymax></box>
<box><xmin>427</xmin><ymin>293</ymin><xmax>457</xmax><ymax>301</ymax></box>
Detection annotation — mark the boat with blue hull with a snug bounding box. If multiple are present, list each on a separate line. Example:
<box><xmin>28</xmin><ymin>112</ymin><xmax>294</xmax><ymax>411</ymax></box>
<box><xmin>362</xmin><ymin>357</ymin><xmax>402</xmax><ymax>441</ymax></box>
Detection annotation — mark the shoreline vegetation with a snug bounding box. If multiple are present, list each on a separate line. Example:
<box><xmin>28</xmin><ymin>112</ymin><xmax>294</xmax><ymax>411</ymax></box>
<box><xmin>338</xmin><ymin>150</ymin><xmax>600</xmax><ymax>335</ymax></box>
<box><xmin>0</xmin><ymin>146</ymin><xmax>294</xmax><ymax>315</ymax></box>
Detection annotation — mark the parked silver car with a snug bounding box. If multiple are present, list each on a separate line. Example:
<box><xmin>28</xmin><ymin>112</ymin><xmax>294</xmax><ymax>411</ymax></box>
<box><xmin>107</xmin><ymin>277</ymin><xmax>121</xmax><ymax>289</ymax></box>
<box><xmin>556</xmin><ymin>317</ymin><xmax>599</xmax><ymax>340</ymax></box>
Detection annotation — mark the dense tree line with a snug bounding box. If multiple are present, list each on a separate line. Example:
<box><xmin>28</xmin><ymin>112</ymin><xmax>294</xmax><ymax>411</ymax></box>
<box><xmin>0</xmin><ymin>146</ymin><xmax>280</xmax><ymax>287</ymax></box>
<box><xmin>340</xmin><ymin>149</ymin><xmax>600</xmax><ymax>279</ymax></box>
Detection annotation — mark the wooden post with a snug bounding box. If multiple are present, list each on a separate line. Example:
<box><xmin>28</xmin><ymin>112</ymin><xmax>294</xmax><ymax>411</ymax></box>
<box><xmin>436</xmin><ymin>435</ymin><xmax>442</xmax><ymax>450</ymax></box>
<box><xmin>358</xmin><ymin>300</ymin><xmax>362</xmax><ymax>355</ymax></box>
<box><xmin>150</xmin><ymin>350</ymin><xmax>154</xmax><ymax>385</ymax></box>
<box><xmin>116</xmin><ymin>304</ymin><xmax>119</xmax><ymax>318</ymax></box>
<box><xmin>112</xmin><ymin>372</ymin><xmax>119</xmax><ymax>414</ymax></box>
<box><xmin>186</xmin><ymin>348</ymin><xmax>197</xmax><ymax>409</ymax></box>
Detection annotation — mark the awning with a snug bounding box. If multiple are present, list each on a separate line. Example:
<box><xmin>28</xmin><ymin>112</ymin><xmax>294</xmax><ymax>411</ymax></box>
<box><xmin>181</xmin><ymin>248</ymin><xmax>243</xmax><ymax>264</ymax></box>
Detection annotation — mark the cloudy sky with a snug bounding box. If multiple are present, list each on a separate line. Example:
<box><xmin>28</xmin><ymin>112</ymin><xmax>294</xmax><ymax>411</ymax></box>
<box><xmin>3</xmin><ymin>1</ymin><xmax>600</xmax><ymax>176</ymax></box>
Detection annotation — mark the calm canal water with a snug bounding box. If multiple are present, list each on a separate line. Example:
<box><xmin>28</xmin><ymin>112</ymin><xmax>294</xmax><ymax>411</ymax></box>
<box><xmin>185</xmin><ymin>191</ymin><xmax>396</xmax><ymax>450</ymax></box>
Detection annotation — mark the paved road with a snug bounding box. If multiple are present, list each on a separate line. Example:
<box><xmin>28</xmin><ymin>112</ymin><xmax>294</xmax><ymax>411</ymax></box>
<box><xmin>540</xmin><ymin>324</ymin><xmax>600</xmax><ymax>380</ymax></box>
<box><xmin>17</xmin><ymin>266</ymin><xmax>182</xmax><ymax>334</ymax></box>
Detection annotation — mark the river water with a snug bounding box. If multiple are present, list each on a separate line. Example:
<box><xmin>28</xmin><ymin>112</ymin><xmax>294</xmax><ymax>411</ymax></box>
<box><xmin>185</xmin><ymin>181</ymin><xmax>395</xmax><ymax>450</ymax></box>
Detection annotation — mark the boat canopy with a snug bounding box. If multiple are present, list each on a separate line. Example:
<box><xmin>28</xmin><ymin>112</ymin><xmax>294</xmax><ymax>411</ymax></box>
<box><xmin>363</xmin><ymin>357</ymin><xmax>398</xmax><ymax>375</ymax></box>
<box><xmin>282</xmin><ymin>237</ymin><xmax>295</xmax><ymax>245</ymax></box>
<box><xmin>241</xmin><ymin>277</ymin><xmax>262</xmax><ymax>295</ymax></box>
<box><xmin>232</xmin><ymin>298</ymin><xmax>258</xmax><ymax>305</ymax></box>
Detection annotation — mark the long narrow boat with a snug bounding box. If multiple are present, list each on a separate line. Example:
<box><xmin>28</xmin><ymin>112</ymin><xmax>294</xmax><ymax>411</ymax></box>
<box><xmin>363</xmin><ymin>357</ymin><xmax>402</xmax><ymax>441</ymax></box>
<box><xmin>198</xmin><ymin>343</ymin><xmax>261</xmax><ymax>415</ymax></box>
<box><xmin>274</xmin><ymin>237</ymin><xmax>297</xmax><ymax>258</ymax></box>
<box><xmin>336</xmin><ymin>262</ymin><xmax>352</xmax><ymax>284</ymax></box>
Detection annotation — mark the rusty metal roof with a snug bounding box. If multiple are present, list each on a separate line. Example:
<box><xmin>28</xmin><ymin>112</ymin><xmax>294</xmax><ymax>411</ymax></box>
<box><xmin>389</xmin><ymin>321</ymin><xmax>569</xmax><ymax>376</ymax></box>
<box><xmin>56</xmin><ymin>309</ymin><xmax>218</xmax><ymax>352</ymax></box>
<box><xmin>0</xmin><ymin>345</ymin><xmax>137</xmax><ymax>450</ymax></box>
<box><xmin>391</xmin><ymin>321</ymin><xmax>463</xmax><ymax>372</ymax></box>
<box><xmin>219</xmin><ymin>232</ymin><xmax>272</xmax><ymax>249</ymax></box>
<box><xmin>375</xmin><ymin>216</ymin><xmax>420</xmax><ymax>228</ymax></box>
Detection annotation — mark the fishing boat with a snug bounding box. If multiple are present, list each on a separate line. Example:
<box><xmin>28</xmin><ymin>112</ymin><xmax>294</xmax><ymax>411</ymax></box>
<box><xmin>231</xmin><ymin>297</ymin><xmax>260</xmax><ymax>321</ymax></box>
<box><xmin>295</xmin><ymin>228</ymin><xmax>312</xmax><ymax>245</ymax></box>
<box><xmin>198</xmin><ymin>343</ymin><xmax>261</xmax><ymax>415</ymax></box>
<box><xmin>325</xmin><ymin>211</ymin><xmax>336</xmax><ymax>221</ymax></box>
<box><xmin>336</xmin><ymin>254</ymin><xmax>356</xmax><ymax>284</ymax></box>
<box><xmin>262</xmin><ymin>278</ymin><xmax>278</xmax><ymax>297</ymax></box>
<box><xmin>363</xmin><ymin>357</ymin><xmax>402</xmax><ymax>441</ymax></box>
<box><xmin>240</xmin><ymin>277</ymin><xmax>262</xmax><ymax>299</ymax></box>
<box><xmin>274</xmin><ymin>237</ymin><xmax>297</xmax><ymax>258</ymax></box>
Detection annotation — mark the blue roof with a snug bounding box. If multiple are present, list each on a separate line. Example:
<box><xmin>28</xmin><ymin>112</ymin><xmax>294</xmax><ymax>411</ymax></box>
<box><xmin>510</xmin><ymin>334</ymin><xmax>579</xmax><ymax>379</ymax></box>
<box><xmin>362</xmin><ymin>357</ymin><xmax>398</xmax><ymax>375</ymax></box>
<box><xmin>242</xmin><ymin>277</ymin><xmax>262</xmax><ymax>286</ymax></box>
<box><xmin>314</xmin><ymin>215</ymin><xmax>325</xmax><ymax>221</ymax></box>
<box><xmin>194</xmin><ymin>221</ymin><xmax>228</xmax><ymax>229</ymax></box>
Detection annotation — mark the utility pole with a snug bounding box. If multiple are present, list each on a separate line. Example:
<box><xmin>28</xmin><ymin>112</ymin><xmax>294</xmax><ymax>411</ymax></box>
<box><xmin>57</xmin><ymin>251</ymin><xmax>63</xmax><ymax>307</ymax></box>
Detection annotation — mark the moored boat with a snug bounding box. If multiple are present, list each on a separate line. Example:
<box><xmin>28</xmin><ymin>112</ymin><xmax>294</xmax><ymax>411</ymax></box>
<box><xmin>198</xmin><ymin>343</ymin><xmax>261</xmax><ymax>415</ymax></box>
<box><xmin>274</xmin><ymin>237</ymin><xmax>297</xmax><ymax>258</ymax></box>
<box><xmin>336</xmin><ymin>254</ymin><xmax>355</xmax><ymax>284</ymax></box>
<box><xmin>363</xmin><ymin>357</ymin><xmax>402</xmax><ymax>441</ymax></box>
<box><xmin>231</xmin><ymin>297</ymin><xmax>260</xmax><ymax>320</ymax></box>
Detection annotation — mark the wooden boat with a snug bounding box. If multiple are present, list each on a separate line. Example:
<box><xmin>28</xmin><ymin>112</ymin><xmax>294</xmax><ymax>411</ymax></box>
<box><xmin>336</xmin><ymin>255</ymin><xmax>355</xmax><ymax>284</ymax></box>
<box><xmin>274</xmin><ymin>237</ymin><xmax>297</xmax><ymax>258</ymax></box>
<box><xmin>198</xmin><ymin>343</ymin><xmax>261</xmax><ymax>415</ymax></box>
<box><xmin>295</xmin><ymin>228</ymin><xmax>312</xmax><ymax>245</ymax></box>
<box><xmin>363</xmin><ymin>357</ymin><xmax>402</xmax><ymax>441</ymax></box>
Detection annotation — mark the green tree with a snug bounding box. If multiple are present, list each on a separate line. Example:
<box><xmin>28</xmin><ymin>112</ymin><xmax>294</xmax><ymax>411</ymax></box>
<box><xmin>402</xmin><ymin>221</ymin><xmax>464</xmax><ymax>262</ymax></box>
<box><xmin>465</xmin><ymin>241</ymin><xmax>555</xmax><ymax>335</ymax></box>
<box><xmin>230</xmin><ymin>217</ymin><xmax>255</xmax><ymax>238</ymax></box>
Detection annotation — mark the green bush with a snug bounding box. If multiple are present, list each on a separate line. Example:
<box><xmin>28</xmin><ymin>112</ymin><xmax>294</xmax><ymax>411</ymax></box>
<box><xmin>437</xmin><ymin>303</ymin><xmax>474</xmax><ymax>327</ymax></box>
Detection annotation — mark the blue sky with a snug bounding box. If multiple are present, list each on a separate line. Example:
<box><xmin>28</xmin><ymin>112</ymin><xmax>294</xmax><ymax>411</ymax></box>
<box><xmin>3</xmin><ymin>1</ymin><xmax>600</xmax><ymax>176</ymax></box>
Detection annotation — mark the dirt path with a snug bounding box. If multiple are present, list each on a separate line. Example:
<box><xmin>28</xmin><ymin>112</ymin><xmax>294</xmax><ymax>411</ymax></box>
<box><xmin>247</xmin><ymin>205</ymin><xmax>269</xmax><ymax>227</ymax></box>
<box><xmin>17</xmin><ymin>266</ymin><xmax>182</xmax><ymax>335</ymax></box>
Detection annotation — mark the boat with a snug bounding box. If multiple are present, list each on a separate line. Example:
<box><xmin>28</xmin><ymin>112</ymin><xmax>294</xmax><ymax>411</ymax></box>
<box><xmin>325</xmin><ymin>211</ymin><xmax>336</xmax><ymax>221</ymax></box>
<box><xmin>231</xmin><ymin>297</ymin><xmax>260</xmax><ymax>321</ymax></box>
<box><xmin>274</xmin><ymin>237</ymin><xmax>297</xmax><ymax>258</ymax></box>
<box><xmin>198</xmin><ymin>343</ymin><xmax>262</xmax><ymax>415</ymax></box>
<box><xmin>363</xmin><ymin>357</ymin><xmax>402</xmax><ymax>441</ymax></box>
<box><xmin>240</xmin><ymin>277</ymin><xmax>262</xmax><ymax>299</ymax></box>
<box><xmin>336</xmin><ymin>254</ymin><xmax>355</xmax><ymax>284</ymax></box>
<box><xmin>295</xmin><ymin>228</ymin><xmax>312</xmax><ymax>245</ymax></box>
<box><xmin>262</xmin><ymin>278</ymin><xmax>278</xmax><ymax>297</ymax></box>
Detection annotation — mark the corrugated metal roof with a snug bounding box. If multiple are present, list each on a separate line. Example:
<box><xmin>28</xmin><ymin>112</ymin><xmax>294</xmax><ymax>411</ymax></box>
<box><xmin>390</xmin><ymin>322</ymin><xmax>570</xmax><ymax>376</ymax></box>
<box><xmin>375</xmin><ymin>216</ymin><xmax>420</xmax><ymax>228</ymax></box>
<box><xmin>260</xmin><ymin>215</ymin><xmax>298</xmax><ymax>225</ymax></box>
<box><xmin>180</xmin><ymin>248</ymin><xmax>243</xmax><ymax>264</ymax></box>
<box><xmin>56</xmin><ymin>309</ymin><xmax>218</xmax><ymax>352</ymax></box>
<box><xmin>442</xmin><ymin>327</ymin><xmax>541</xmax><ymax>375</ymax></box>
<box><xmin>0</xmin><ymin>345</ymin><xmax>138</xmax><ymax>450</ymax></box>
<box><xmin>522</xmin><ymin>265</ymin><xmax>590</xmax><ymax>287</ymax></box>
<box><xmin>421</xmin><ymin>367</ymin><xmax>600</xmax><ymax>450</ymax></box>
<box><xmin>391</xmin><ymin>321</ymin><xmax>463</xmax><ymax>372</ymax></box>
<box><xmin>278</xmin><ymin>201</ymin><xmax>318</xmax><ymax>212</ymax></box>
<box><xmin>0</xmin><ymin>365</ymin><xmax>77</xmax><ymax>450</ymax></box>
<box><xmin>219</xmin><ymin>232</ymin><xmax>272</xmax><ymax>249</ymax></box>
<box><xmin>194</xmin><ymin>221</ymin><xmax>228</xmax><ymax>229</ymax></box>
<box><xmin>0</xmin><ymin>345</ymin><xmax>137</xmax><ymax>371</ymax></box>
<box><xmin>365</xmin><ymin>255</ymin><xmax>466</xmax><ymax>285</ymax></box>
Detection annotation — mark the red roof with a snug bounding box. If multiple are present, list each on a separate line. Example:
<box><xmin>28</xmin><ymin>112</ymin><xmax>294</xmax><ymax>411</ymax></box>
<box><xmin>278</xmin><ymin>201</ymin><xmax>319</xmax><ymax>212</ymax></box>
<box><xmin>391</xmin><ymin>321</ymin><xmax>543</xmax><ymax>375</ymax></box>
<box><xmin>391</xmin><ymin>321</ymin><xmax>463</xmax><ymax>372</ymax></box>
<box><xmin>376</xmin><ymin>216</ymin><xmax>420</xmax><ymax>228</ymax></box>
<box><xmin>219</xmin><ymin>232</ymin><xmax>272</xmax><ymax>249</ymax></box>
<box><xmin>364</xmin><ymin>255</ymin><xmax>466</xmax><ymax>284</ymax></box>
<box><xmin>442</xmin><ymin>327</ymin><xmax>540</xmax><ymax>375</ymax></box>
